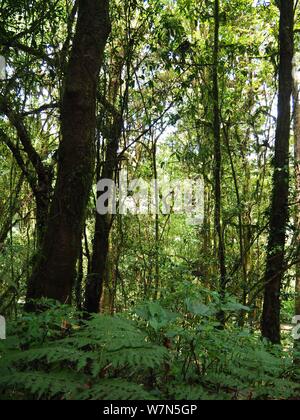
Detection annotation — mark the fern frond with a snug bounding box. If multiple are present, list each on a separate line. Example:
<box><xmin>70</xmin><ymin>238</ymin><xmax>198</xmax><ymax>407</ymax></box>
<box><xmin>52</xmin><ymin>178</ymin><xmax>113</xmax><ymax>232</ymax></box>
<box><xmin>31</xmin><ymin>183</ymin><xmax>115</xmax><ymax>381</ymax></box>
<box><xmin>0</xmin><ymin>371</ymin><xmax>88</xmax><ymax>400</ymax></box>
<box><xmin>77</xmin><ymin>379</ymin><xmax>156</xmax><ymax>400</ymax></box>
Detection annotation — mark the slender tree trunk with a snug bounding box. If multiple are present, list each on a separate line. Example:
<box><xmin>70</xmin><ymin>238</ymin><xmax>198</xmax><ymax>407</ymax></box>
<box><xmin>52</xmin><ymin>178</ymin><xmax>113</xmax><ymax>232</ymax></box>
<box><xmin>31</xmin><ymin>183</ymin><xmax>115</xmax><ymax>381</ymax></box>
<box><xmin>223</xmin><ymin>125</ymin><xmax>247</xmax><ymax>325</ymax></box>
<box><xmin>200</xmin><ymin>184</ymin><xmax>211</xmax><ymax>281</ymax></box>
<box><xmin>0</xmin><ymin>175</ymin><xmax>24</xmax><ymax>252</ymax></box>
<box><xmin>153</xmin><ymin>140</ymin><xmax>160</xmax><ymax>300</ymax></box>
<box><xmin>84</xmin><ymin>111</ymin><xmax>122</xmax><ymax>313</ymax></box>
<box><xmin>84</xmin><ymin>48</ymin><xmax>124</xmax><ymax>314</ymax></box>
<box><xmin>100</xmin><ymin>239</ymin><xmax>114</xmax><ymax>314</ymax></box>
<box><xmin>213</xmin><ymin>0</ymin><xmax>227</xmax><ymax>324</ymax></box>
<box><xmin>0</xmin><ymin>101</ymin><xmax>52</xmax><ymax>246</ymax></box>
<box><xmin>26</xmin><ymin>0</ymin><xmax>111</xmax><ymax>307</ymax></box>
<box><xmin>293</xmin><ymin>55</ymin><xmax>300</xmax><ymax>326</ymax></box>
<box><xmin>261</xmin><ymin>0</ymin><xmax>294</xmax><ymax>344</ymax></box>
<box><xmin>75</xmin><ymin>239</ymin><xmax>84</xmax><ymax>311</ymax></box>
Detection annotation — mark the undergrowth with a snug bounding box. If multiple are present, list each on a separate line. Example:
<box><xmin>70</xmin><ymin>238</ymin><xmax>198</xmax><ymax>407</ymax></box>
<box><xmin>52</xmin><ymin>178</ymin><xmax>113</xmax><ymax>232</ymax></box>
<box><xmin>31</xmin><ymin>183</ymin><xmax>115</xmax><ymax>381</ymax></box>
<box><xmin>0</xmin><ymin>295</ymin><xmax>299</xmax><ymax>400</ymax></box>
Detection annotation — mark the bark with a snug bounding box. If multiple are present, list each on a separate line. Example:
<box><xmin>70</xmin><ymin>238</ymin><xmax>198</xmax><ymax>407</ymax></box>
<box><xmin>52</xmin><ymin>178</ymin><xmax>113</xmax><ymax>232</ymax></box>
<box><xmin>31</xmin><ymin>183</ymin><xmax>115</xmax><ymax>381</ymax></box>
<box><xmin>153</xmin><ymin>140</ymin><xmax>160</xmax><ymax>300</ymax></box>
<box><xmin>84</xmin><ymin>110</ymin><xmax>122</xmax><ymax>313</ymax></box>
<box><xmin>261</xmin><ymin>0</ymin><xmax>294</xmax><ymax>344</ymax></box>
<box><xmin>293</xmin><ymin>53</ymin><xmax>300</xmax><ymax>363</ymax></box>
<box><xmin>75</xmin><ymin>239</ymin><xmax>84</xmax><ymax>311</ymax></box>
<box><xmin>213</xmin><ymin>0</ymin><xmax>227</xmax><ymax>324</ymax></box>
<box><xmin>293</xmin><ymin>57</ymin><xmax>300</xmax><ymax>320</ymax></box>
<box><xmin>26</xmin><ymin>0</ymin><xmax>111</xmax><ymax>306</ymax></box>
<box><xmin>223</xmin><ymin>124</ymin><xmax>247</xmax><ymax>325</ymax></box>
<box><xmin>84</xmin><ymin>48</ymin><xmax>124</xmax><ymax>314</ymax></box>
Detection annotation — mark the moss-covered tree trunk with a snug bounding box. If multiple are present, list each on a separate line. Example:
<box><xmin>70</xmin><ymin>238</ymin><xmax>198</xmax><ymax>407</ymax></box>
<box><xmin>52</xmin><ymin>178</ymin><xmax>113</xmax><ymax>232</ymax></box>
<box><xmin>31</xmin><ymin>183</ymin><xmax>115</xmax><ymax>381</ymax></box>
<box><xmin>261</xmin><ymin>0</ymin><xmax>294</xmax><ymax>344</ymax></box>
<box><xmin>26</xmin><ymin>0</ymin><xmax>111</xmax><ymax>306</ymax></box>
<box><xmin>293</xmin><ymin>54</ymin><xmax>300</xmax><ymax>346</ymax></box>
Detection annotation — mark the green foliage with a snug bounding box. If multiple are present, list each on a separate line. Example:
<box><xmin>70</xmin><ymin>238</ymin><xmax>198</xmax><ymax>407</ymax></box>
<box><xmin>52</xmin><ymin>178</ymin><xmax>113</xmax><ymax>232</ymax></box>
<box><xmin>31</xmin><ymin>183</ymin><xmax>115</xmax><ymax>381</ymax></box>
<box><xmin>134</xmin><ymin>299</ymin><xmax>300</xmax><ymax>401</ymax></box>
<box><xmin>2</xmin><ymin>300</ymin><xmax>299</xmax><ymax>400</ymax></box>
<box><xmin>1</xmin><ymin>0</ymin><xmax>300</xmax><ymax>402</ymax></box>
<box><xmin>135</xmin><ymin>301</ymin><xmax>179</xmax><ymax>331</ymax></box>
<box><xmin>0</xmin><ymin>303</ymin><xmax>167</xmax><ymax>400</ymax></box>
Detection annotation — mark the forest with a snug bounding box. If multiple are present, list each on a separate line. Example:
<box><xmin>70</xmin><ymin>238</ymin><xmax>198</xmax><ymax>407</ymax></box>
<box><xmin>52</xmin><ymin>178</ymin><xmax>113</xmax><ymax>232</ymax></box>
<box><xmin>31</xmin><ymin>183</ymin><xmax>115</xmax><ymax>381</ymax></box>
<box><xmin>0</xmin><ymin>0</ymin><xmax>300</xmax><ymax>401</ymax></box>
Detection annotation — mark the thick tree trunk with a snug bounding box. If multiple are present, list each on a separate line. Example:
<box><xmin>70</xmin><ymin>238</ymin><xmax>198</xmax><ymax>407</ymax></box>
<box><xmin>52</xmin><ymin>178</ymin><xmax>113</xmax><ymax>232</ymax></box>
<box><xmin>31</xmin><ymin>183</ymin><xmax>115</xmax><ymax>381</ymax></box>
<box><xmin>261</xmin><ymin>0</ymin><xmax>294</xmax><ymax>344</ymax></box>
<box><xmin>35</xmin><ymin>177</ymin><xmax>52</xmax><ymax>247</ymax></box>
<box><xmin>26</xmin><ymin>0</ymin><xmax>111</xmax><ymax>306</ymax></box>
<box><xmin>213</xmin><ymin>0</ymin><xmax>227</xmax><ymax>324</ymax></box>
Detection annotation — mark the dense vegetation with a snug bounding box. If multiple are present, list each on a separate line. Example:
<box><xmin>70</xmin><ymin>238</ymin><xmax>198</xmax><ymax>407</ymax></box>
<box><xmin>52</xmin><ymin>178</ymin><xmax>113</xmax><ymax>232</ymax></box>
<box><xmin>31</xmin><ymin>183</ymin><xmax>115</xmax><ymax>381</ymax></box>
<box><xmin>1</xmin><ymin>0</ymin><xmax>300</xmax><ymax>400</ymax></box>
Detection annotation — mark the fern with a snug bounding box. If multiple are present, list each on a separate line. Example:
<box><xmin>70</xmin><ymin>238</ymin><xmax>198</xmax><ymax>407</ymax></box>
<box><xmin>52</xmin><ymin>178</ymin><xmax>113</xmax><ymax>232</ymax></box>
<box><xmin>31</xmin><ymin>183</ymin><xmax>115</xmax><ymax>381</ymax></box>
<box><xmin>1</xmin><ymin>302</ymin><xmax>300</xmax><ymax>400</ymax></box>
<box><xmin>167</xmin><ymin>384</ymin><xmax>216</xmax><ymax>400</ymax></box>
<box><xmin>1</xmin><ymin>346</ymin><xmax>87</xmax><ymax>368</ymax></box>
<box><xmin>0</xmin><ymin>371</ymin><xmax>87</xmax><ymax>400</ymax></box>
<box><xmin>60</xmin><ymin>315</ymin><xmax>168</xmax><ymax>374</ymax></box>
<box><xmin>77</xmin><ymin>379</ymin><xmax>155</xmax><ymax>400</ymax></box>
<box><xmin>0</xmin><ymin>312</ymin><xmax>168</xmax><ymax>400</ymax></box>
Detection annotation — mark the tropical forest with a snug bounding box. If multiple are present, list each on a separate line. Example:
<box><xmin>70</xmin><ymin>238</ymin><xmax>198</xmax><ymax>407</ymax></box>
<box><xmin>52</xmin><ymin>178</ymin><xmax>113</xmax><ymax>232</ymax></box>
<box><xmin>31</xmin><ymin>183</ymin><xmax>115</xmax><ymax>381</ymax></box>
<box><xmin>0</xmin><ymin>0</ymin><xmax>300</xmax><ymax>402</ymax></box>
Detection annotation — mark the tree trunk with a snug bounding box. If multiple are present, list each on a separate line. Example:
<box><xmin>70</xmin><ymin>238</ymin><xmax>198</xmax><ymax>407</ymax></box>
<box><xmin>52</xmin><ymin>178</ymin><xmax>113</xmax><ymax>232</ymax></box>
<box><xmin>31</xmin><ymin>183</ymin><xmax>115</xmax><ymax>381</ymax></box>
<box><xmin>26</xmin><ymin>0</ymin><xmax>111</xmax><ymax>306</ymax></box>
<box><xmin>213</xmin><ymin>0</ymin><xmax>227</xmax><ymax>324</ymax></box>
<box><xmin>153</xmin><ymin>139</ymin><xmax>160</xmax><ymax>300</ymax></box>
<box><xmin>293</xmin><ymin>54</ymin><xmax>300</xmax><ymax>327</ymax></box>
<box><xmin>261</xmin><ymin>0</ymin><xmax>294</xmax><ymax>344</ymax></box>
<box><xmin>0</xmin><ymin>100</ymin><xmax>52</xmax><ymax>246</ymax></box>
<box><xmin>84</xmin><ymin>111</ymin><xmax>122</xmax><ymax>313</ymax></box>
<box><xmin>35</xmin><ymin>177</ymin><xmax>52</xmax><ymax>247</ymax></box>
<box><xmin>0</xmin><ymin>175</ymin><xmax>24</xmax><ymax>252</ymax></box>
<box><xmin>84</xmin><ymin>47</ymin><xmax>124</xmax><ymax>314</ymax></box>
<box><xmin>75</xmin><ymin>239</ymin><xmax>84</xmax><ymax>311</ymax></box>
